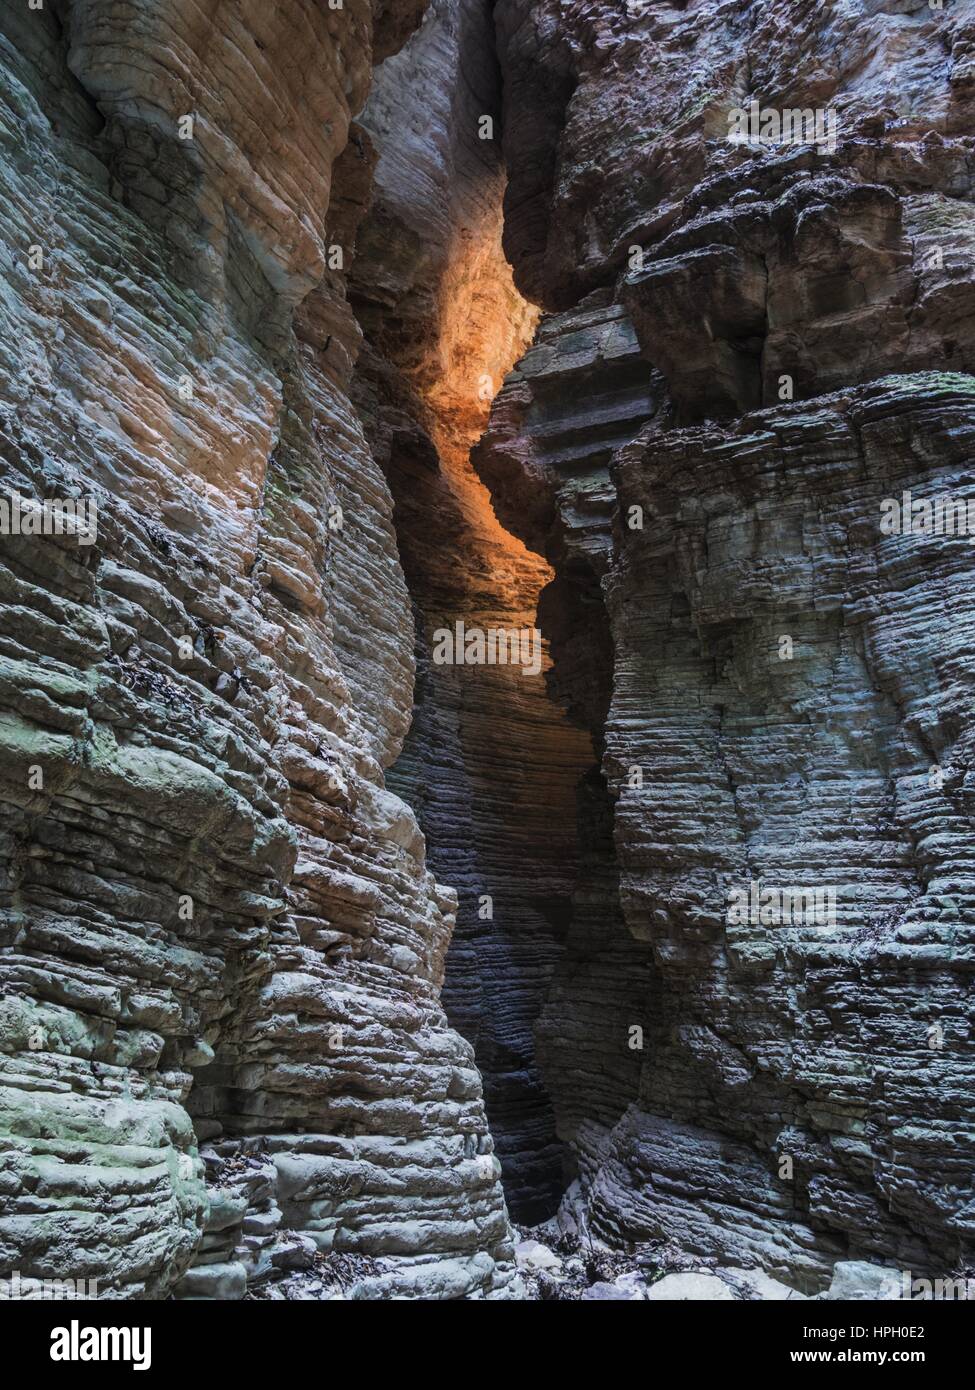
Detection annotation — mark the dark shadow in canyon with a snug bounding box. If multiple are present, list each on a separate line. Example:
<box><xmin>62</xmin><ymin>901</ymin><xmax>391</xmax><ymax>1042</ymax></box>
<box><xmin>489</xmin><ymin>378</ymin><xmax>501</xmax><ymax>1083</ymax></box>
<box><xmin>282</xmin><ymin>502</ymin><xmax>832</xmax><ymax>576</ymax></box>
<box><xmin>346</xmin><ymin>0</ymin><xmax>652</xmax><ymax>1222</ymax></box>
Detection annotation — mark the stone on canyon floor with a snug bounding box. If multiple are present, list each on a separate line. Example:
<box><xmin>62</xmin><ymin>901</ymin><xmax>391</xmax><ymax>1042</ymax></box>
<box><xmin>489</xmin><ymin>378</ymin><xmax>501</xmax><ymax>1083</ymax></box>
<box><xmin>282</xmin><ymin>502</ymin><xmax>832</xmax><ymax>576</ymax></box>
<box><xmin>175</xmin><ymin>1262</ymin><xmax>248</xmax><ymax>1301</ymax></box>
<box><xmin>822</xmin><ymin>1263</ymin><xmax>905</xmax><ymax>1301</ymax></box>
<box><xmin>581</xmin><ymin>1277</ymin><xmax>646</xmax><ymax>1301</ymax></box>
<box><xmin>515</xmin><ymin>1239</ymin><xmax>563</xmax><ymax>1272</ymax></box>
<box><xmin>716</xmin><ymin>1268</ymin><xmax>808</xmax><ymax>1301</ymax></box>
<box><xmin>551</xmin><ymin>1180</ymin><xmax>593</xmax><ymax>1245</ymax></box>
<box><xmin>271</xmin><ymin>1234</ymin><xmax>319</xmax><ymax>1274</ymax></box>
<box><xmin>645</xmin><ymin>1273</ymin><xmax>736</xmax><ymax>1302</ymax></box>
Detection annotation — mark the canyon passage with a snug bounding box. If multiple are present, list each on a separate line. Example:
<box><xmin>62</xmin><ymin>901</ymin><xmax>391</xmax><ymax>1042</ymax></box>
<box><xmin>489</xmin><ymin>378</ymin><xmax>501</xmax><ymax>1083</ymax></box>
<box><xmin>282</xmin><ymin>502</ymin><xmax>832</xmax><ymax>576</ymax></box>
<box><xmin>1</xmin><ymin>0</ymin><xmax>974</xmax><ymax>1308</ymax></box>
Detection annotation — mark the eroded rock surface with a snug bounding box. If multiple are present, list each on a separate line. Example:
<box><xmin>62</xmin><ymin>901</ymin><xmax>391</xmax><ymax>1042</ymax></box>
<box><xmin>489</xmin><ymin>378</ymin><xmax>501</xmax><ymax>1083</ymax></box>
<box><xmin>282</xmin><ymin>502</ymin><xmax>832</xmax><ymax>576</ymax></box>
<box><xmin>475</xmin><ymin>0</ymin><xmax>975</xmax><ymax>1290</ymax></box>
<box><xmin>0</xmin><ymin>0</ymin><xmax>516</xmax><ymax>1300</ymax></box>
<box><xmin>2</xmin><ymin>0</ymin><xmax>974</xmax><ymax>1304</ymax></box>
<box><xmin>592</xmin><ymin>374</ymin><xmax>975</xmax><ymax>1283</ymax></box>
<box><xmin>350</xmin><ymin>0</ymin><xmax>597</xmax><ymax>1221</ymax></box>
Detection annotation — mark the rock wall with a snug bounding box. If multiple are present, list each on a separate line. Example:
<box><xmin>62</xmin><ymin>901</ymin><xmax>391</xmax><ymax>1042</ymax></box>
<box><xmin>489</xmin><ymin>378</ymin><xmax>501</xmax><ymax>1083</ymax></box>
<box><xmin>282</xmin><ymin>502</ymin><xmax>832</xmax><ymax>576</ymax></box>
<box><xmin>0</xmin><ymin>0</ymin><xmax>516</xmax><ymax>1299</ymax></box>
<box><xmin>477</xmin><ymin>0</ymin><xmax>975</xmax><ymax>1287</ymax></box>
<box><xmin>3</xmin><ymin>0</ymin><xmax>974</xmax><ymax>1303</ymax></box>
<box><xmin>349</xmin><ymin>0</ymin><xmax>601</xmax><ymax>1221</ymax></box>
<box><xmin>472</xmin><ymin>291</ymin><xmax>661</xmax><ymax>1192</ymax></box>
<box><xmin>598</xmin><ymin>373</ymin><xmax>975</xmax><ymax>1285</ymax></box>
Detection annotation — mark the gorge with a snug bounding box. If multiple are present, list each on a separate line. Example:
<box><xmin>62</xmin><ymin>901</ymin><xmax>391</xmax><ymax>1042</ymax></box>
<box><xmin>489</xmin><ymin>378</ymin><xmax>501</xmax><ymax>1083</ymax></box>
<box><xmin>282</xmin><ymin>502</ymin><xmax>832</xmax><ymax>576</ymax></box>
<box><xmin>1</xmin><ymin>0</ymin><xmax>974</xmax><ymax>1304</ymax></box>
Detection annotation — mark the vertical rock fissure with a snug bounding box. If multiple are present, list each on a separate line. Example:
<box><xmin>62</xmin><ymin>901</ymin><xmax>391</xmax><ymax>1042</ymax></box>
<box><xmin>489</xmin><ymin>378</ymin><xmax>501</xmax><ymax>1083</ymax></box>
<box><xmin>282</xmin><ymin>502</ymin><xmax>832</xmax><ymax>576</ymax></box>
<box><xmin>349</xmin><ymin>0</ymin><xmax>607</xmax><ymax>1222</ymax></box>
<box><xmin>484</xmin><ymin>0</ymin><xmax>975</xmax><ymax>1287</ymax></box>
<box><xmin>470</xmin><ymin>291</ymin><xmax>666</xmax><ymax>1221</ymax></box>
<box><xmin>0</xmin><ymin>0</ymin><xmax>522</xmax><ymax>1302</ymax></box>
<box><xmin>348</xmin><ymin>0</ymin><xmax>667</xmax><ymax>1228</ymax></box>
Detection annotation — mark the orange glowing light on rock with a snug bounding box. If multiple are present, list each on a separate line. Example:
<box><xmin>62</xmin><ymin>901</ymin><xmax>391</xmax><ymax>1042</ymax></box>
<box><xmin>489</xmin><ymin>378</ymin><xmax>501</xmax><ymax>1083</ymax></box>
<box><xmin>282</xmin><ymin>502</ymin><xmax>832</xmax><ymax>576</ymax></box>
<box><xmin>416</xmin><ymin>199</ymin><xmax>548</xmax><ymax>613</ymax></box>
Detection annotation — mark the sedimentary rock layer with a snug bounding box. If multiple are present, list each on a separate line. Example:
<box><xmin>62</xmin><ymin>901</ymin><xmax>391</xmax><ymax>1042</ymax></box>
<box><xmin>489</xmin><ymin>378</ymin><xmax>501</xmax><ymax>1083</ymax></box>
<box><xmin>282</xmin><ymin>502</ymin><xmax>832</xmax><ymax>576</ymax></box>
<box><xmin>3</xmin><ymin>0</ymin><xmax>975</xmax><ymax>1304</ymax></box>
<box><xmin>350</xmin><ymin>0</ymin><xmax>602</xmax><ymax>1220</ymax></box>
<box><xmin>0</xmin><ymin>0</ymin><xmax>515</xmax><ymax>1300</ymax></box>
<box><xmin>596</xmin><ymin>373</ymin><xmax>975</xmax><ymax>1283</ymax></box>
<box><xmin>474</xmin><ymin>0</ymin><xmax>975</xmax><ymax>1287</ymax></box>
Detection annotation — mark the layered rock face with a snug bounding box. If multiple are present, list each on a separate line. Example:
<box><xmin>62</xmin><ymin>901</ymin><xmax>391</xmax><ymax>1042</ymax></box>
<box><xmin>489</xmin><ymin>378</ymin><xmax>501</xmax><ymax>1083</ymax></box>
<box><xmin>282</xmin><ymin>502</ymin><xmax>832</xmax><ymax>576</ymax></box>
<box><xmin>3</xmin><ymin>0</ymin><xmax>974</xmax><ymax>1304</ymax></box>
<box><xmin>477</xmin><ymin>0</ymin><xmax>975</xmax><ymax>1286</ymax></box>
<box><xmin>598</xmin><ymin>375</ymin><xmax>975</xmax><ymax>1283</ymax></box>
<box><xmin>349</xmin><ymin>0</ymin><xmax>601</xmax><ymax>1220</ymax></box>
<box><xmin>473</xmin><ymin>292</ymin><xmax>661</xmax><ymax>1191</ymax></box>
<box><xmin>0</xmin><ymin>0</ymin><xmax>516</xmax><ymax>1299</ymax></box>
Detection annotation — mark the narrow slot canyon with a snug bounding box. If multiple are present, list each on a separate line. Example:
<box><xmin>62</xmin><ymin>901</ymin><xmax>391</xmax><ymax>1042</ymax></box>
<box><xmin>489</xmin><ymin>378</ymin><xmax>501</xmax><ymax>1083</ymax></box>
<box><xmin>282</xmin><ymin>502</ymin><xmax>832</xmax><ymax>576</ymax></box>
<box><xmin>348</xmin><ymin>0</ymin><xmax>642</xmax><ymax>1223</ymax></box>
<box><xmin>1</xmin><ymin>0</ymin><xmax>975</xmax><ymax>1320</ymax></box>
<box><xmin>350</xmin><ymin>0</ymin><xmax>568</xmax><ymax>1221</ymax></box>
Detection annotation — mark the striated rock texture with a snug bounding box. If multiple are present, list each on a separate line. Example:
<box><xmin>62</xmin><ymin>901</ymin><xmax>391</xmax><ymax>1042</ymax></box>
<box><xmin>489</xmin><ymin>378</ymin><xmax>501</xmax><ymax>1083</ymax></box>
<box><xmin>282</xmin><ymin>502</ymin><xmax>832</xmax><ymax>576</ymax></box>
<box><xmin>3</xmin><ymin>0</ymin><xmax>975</xmax><ymax>1305</ymax></box>
<box><xmin>349</xmin><ymin>0</ymin><xmax>600</xmax><ymax>1220</ymax></box>
<box><xmin>597</xmin><ymin>373</ymin><xmax>975</xmax><ymax>1284</ymax></box>
<box><xmin>476</xmin><ymin>0</ymin><xmax>975</xmax><ymax>1288</ymax></box>
<box><xmin>472</xmin><ymin>291</ymin><xmax>660</xmax><ymax>1191</ymax></box>
<box><xmin>0</xmin><ymin>0</ymin><xmax>517</xmax><ymax>1299</ymax></box>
